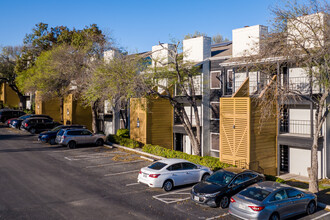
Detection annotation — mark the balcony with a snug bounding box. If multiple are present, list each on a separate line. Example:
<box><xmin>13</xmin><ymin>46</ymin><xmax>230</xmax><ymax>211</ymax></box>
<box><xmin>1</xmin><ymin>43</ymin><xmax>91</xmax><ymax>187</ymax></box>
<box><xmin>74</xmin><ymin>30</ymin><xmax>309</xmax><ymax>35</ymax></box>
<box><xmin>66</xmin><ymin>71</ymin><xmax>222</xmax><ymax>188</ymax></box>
<box><xmin>285</xmin><ymin>77</ymin><xmax>321</xmax><ymax>94</ymax></box>
<box><xmin>280</xmin><ymin>119</ymin><xmax>312</xmax><ymax>135</ymax></box>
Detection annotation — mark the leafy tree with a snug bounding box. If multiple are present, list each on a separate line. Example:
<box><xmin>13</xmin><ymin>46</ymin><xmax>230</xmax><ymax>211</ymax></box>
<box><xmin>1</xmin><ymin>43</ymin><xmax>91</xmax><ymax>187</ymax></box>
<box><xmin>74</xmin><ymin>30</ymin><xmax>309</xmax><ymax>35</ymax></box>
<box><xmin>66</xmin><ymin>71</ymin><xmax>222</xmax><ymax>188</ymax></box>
<box><xmin>0</xmin><ymin>46</ymin><xmax>26</xmax><ymax>108</ymax></box>
<box><xmin>184</xmin><ymin>31</ymin><xmax>229</xmax><ymax>44</ymax></box>
<box><xmin>140</xmin><ymin>42</ymin><xmax>203</xmax><ymax>155</ymax></box>
<box><xmin>242</xmin><ymin>0</ymin><xmax>329</xmax><ymax>192</ymax></box>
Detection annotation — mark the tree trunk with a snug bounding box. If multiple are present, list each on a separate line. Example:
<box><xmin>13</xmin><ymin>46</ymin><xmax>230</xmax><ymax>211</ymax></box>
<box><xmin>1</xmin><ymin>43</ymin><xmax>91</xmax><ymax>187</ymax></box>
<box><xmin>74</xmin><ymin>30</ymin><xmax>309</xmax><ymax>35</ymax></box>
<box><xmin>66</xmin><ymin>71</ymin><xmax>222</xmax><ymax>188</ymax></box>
<box><xmin>91</xmin><ymin>100</ymin><xmax>99</xmax><ymax>133</ymax></box>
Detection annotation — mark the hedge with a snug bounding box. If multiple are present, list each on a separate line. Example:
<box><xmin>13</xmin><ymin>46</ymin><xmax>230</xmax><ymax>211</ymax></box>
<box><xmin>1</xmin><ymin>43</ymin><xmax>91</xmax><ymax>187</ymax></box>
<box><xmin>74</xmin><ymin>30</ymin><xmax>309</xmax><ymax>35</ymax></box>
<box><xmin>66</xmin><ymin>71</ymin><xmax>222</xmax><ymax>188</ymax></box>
<box><xmin>142</xmin><ymin>144</ymin><xmax>232</xmax><ymax>171</ymax></box>
<box><xmin>265</xmin><ymin>174</ymin><xmax>286</xmax><ymax>183</ymax></box>
<box><xmin>107</xmin><ymin>134</ymin><xmax>141</xmax><ymax>149</ymax></box>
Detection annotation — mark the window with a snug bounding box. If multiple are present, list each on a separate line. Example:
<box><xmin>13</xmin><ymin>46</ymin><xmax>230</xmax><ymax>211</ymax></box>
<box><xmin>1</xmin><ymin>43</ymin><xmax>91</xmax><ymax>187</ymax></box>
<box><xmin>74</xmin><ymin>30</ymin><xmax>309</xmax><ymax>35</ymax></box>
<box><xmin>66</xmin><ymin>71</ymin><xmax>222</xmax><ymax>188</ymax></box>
<box><xmin>82</xmin><ymin>130</ymin><xmax>92</xmax><ymax>135</ymax></box>
<box><xmin>210</xmin><ymin>133</ymin><xmax>219</xmax><ymax>152</ymax></box>
<box><xmin>244</xmin><ymin>173</ymin><xmax>257</xmax><ymax>179</ymax></box>
<box><xmin>167</xmin><ymin>163</ymin><xmax>182</xmax><ymax>171</ymax></box>
<box><xmin>271</xmin><ymin>190</ymin><xmax>288</xmax><ymax>201</ymax></box>
<box><xmin>182</xmin><ymin>162</ymin><xmax>197</xmax><ymax>170</ymax></box>
<box><xmin>148</xmin><ymin>162</ymin><xmax>167</xmax><ymax>170</ymax></box>
<box><xmin>210</xmin><ymin>102</ymin><xmax>219</xmax><ymax>119</ymax></box>
<box><xmin>233</xmin><ymin>174</ymin><xmax>247</xmax><ymax>185</ymax></box>
<box><xmin>227</xmin><ymin>69</ymin><xmax>233</xmax><ymax>89</ymax></box>
<box><xmin>240</xmin><ymin>187</ymin><xmax>271</xmax><ymax>201</ymax></box>
<box><xmin>67</xmin><ymin>130</ymin><xmax>83</xmax><ymax>136</ymax></box>
<box><xmin>286</xmin><ymin>188</ymin><xmax>302</xmax><ymax>198</ymax></box>
<box><xmin>211</xmin><ymin>71</ymin><xmax>221</xmax><ymax>89</ymax></box>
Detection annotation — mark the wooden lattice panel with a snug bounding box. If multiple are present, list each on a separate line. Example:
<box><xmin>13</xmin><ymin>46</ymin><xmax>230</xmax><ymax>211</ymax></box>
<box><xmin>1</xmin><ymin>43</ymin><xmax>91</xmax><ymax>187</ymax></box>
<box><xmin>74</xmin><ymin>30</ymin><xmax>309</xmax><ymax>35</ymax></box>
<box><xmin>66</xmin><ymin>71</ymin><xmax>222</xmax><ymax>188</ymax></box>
<box><xmin>220</xmin><ymin>97</ymin><xmax>250</xmax><ymax>168</ymax></box>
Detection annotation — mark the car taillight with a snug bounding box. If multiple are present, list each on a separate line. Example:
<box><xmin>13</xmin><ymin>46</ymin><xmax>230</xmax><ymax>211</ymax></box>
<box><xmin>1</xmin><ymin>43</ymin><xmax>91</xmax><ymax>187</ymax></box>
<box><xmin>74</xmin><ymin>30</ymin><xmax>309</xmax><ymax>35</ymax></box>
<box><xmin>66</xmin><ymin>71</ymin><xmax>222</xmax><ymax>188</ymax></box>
<box><xmin>24</xmin><ymin>123</ymin><xmax>28</xmax><ymax>127</ymax></box>
<box><xmin>230</xmin><ymin>198</ymin><xmax>236</xmax><ymax>203</ymax></box>
<box><xmin>139</xmin><ymin>170</ymin><xmax>142</xmax><ymax>174</ymax></box>
<box><xmin>149</xmin><ymin>174</ymin><xmax>160</xmax><ymax>178</ymax></box>
<box><xmin>248</xmin><ymin>206</ymin><xmax>265</xmax><ymax>211</ymax></box>
<box><xmin>63</xmin><ymin>136</ymin><xmax>66</xmax><ymax>139</ymax></box>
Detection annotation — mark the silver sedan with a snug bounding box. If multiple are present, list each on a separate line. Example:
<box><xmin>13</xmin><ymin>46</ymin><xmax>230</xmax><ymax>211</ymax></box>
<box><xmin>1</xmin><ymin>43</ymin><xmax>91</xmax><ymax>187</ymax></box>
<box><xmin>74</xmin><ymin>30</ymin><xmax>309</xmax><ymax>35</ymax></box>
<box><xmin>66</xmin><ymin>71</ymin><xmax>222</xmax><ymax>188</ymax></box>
<box><xmin>229</xmin><ymin>181</ymin><xmax>317</xmax><ymax>220</ymax></box>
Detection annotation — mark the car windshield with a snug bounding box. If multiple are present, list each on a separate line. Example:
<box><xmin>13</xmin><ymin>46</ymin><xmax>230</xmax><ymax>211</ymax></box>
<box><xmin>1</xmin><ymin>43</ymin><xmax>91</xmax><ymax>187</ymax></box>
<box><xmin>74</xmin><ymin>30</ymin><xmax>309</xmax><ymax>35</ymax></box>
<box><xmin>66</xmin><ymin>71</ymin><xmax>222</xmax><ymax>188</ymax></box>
<box><xmin>240</xmin><ymin>187</ymin><xmax>271</xmax><ymax>201</ymax></box>
<box><xmin>206</xmin><ymin>170</ymin><xmax>235</xmax><ymax>185</ymax></box>
<box><xmin>147</xmin><ymin>162</ymin><xmax>167</xmax><ymax>170</ymax></box>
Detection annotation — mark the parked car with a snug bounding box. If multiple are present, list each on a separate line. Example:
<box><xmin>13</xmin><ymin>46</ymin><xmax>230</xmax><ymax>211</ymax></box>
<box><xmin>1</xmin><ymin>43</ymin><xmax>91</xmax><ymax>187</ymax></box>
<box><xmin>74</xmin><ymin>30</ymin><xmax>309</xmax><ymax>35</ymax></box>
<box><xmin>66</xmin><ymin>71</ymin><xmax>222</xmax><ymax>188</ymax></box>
<box><xmin>138</xmin><ymin>159</ymin><xmax>212</xmax><ymax>192</ymax></box>
<box><xmin>38</xmin><ymin>125</ymin><xmax>85</xmax><ymax>145</ymax></box>
<box><xmin>9</xmin><ymin>114</ymin><xmax>53</xmax><ymax>129</ymax></box>
<box><xmin>191</xmin><ymin>167</ymin><xmax>264</xmax><ymax>208</ymax></box>
<box><xmin>0</xmin><ymin>109</ymin><xmax>25</xmax><ymax>123</ymax></box>
<box><xmin>55</xmin><ymin>128</ymin><xmax>105</xmax><ymax>148</ymax></box>
<box><xmin>21</xmin><ymin>117</ymin><xmax>60</xmax><ymax>134</ymax></box>
<box><xmin>229</xmin><ymin>181</ymin><xmax>317</xmax><ymax>220</ymax></box>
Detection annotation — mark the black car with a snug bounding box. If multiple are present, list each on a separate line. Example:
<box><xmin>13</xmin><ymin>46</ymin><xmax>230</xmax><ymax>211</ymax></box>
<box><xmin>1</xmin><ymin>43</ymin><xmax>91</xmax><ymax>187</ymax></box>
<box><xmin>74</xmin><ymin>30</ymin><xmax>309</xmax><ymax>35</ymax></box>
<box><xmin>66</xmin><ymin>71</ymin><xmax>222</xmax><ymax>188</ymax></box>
<box><xmin>0</xmin><ymin>109</ymin><xmax>25</xmax><ymax>123</ymax></box>
<box><xmin>191</xmin><ymin>167</ymin><xmax>264</xmax><ymax>209</ymax></box>
<box><xmin>21</xmin><ymin>117</ymin><xmax>60</xmax><ymax>134</ymax></box>
<box><xmin>38</xmin><ymin>125</ymin><xmax>85</xmax><ymax>145</ymax></box>
<box><xmin>9</xmin><ymin>114</ymin><xmax>53</xmax><ymax>129</ymax></box>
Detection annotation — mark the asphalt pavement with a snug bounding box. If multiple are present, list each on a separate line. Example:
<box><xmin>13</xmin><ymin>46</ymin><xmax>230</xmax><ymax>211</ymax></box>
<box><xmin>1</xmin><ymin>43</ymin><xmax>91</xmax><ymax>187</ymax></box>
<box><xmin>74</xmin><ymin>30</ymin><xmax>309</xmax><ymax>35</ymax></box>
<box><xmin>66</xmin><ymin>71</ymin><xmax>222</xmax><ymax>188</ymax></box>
<box><xmin>0</xmin><ymin>125</ymin><xmax>329</xmax><ymax>220</ymax></box>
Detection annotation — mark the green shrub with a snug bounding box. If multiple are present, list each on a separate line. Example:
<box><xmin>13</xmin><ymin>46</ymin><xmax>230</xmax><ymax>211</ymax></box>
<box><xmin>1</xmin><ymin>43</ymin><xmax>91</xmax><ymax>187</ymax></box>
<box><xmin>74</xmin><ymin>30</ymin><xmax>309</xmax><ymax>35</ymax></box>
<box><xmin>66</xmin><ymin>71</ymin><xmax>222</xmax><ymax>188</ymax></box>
<box><xmin>107</xmin><ymin>134</ymin><xmax>141</xmax><ymax>149</ymax></box>
<box><xmin>265</xmin><ymin>174</ymin><xmax>286</xmax><ymax>183</ymax></box>
<box><xmin>116</xmin><ymin>129</ymin><xmax>129</xmax><ymax>138</ymax></box>
<box><xmin>142</xmin><ymin>144</ymin><xmax>233</xmax><ymax>171</ymax></box>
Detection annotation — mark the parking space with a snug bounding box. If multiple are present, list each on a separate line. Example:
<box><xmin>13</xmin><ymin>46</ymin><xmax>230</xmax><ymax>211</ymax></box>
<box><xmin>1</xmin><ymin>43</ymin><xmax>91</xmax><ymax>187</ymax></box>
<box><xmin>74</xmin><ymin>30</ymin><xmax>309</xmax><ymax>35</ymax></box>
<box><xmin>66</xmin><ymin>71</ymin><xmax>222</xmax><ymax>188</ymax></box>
<box><xmin>3</xmin><ymin>125</ymin><xmax>330</xmax><ymax>220</ymax></box>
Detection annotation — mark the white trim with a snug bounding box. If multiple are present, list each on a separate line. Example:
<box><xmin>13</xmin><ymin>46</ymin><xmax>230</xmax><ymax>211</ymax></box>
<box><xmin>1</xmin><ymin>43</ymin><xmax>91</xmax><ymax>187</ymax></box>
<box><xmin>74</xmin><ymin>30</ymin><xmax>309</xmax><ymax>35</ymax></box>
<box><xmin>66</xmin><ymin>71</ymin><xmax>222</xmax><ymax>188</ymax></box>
<box><xmin>210</xmin><ymin>102</ymin><xmax>220</xmax><ymax>120</ymax></box>
<box><xmin>210</xmin><ymin>71</ymin><xmax>221</xmax><ymax>89</ymax></box>
<box><xmin>210</xmin><ymin>132</ymin><xmax>220</xmax><ymax>152</ymax></box>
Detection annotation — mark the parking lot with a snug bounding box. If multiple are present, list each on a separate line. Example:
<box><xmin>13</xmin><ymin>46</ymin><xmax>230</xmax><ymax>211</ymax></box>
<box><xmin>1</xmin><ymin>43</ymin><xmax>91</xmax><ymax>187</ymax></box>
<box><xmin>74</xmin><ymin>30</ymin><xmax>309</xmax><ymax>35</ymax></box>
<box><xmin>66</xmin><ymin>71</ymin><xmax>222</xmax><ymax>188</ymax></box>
<box><xmin>2</xmin><ymin>126</ymin><xmax>330</xmax><ymax>220</ymax></box>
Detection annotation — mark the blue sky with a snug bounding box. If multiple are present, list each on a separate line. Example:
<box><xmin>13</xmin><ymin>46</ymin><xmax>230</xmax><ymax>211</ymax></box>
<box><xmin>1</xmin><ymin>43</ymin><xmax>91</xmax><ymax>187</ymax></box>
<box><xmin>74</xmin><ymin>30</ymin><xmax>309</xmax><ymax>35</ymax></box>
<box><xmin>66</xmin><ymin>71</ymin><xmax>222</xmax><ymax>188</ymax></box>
<box><xmin>0</xmin><ymin>0</ymin><xmax>279</xmax><ymax>53</ymax></box>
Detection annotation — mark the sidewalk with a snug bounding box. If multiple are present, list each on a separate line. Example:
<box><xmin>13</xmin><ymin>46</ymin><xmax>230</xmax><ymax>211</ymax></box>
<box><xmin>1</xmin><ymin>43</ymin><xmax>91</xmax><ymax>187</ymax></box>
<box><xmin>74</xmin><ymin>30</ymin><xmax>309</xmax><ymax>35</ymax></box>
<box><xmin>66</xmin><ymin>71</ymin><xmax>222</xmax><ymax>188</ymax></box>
<box><xmin>278</xmin><ymin>173</ymin><xmax>330</xmax><ymax>211</ymax></box>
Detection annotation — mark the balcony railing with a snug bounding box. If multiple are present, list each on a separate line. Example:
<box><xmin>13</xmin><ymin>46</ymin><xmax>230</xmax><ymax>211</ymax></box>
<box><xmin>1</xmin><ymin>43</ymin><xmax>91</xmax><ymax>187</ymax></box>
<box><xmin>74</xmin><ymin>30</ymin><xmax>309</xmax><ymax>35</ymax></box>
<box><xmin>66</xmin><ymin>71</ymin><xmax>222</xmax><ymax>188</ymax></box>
<box><xmin>280</xmin><ymin>119</ymin><xmax>312</xmax><ymax>135</ymax></box>
<box><xmin>286</xmin><ymin>77</ymin><xmax>321</xmax><ymax>94</ymax></box>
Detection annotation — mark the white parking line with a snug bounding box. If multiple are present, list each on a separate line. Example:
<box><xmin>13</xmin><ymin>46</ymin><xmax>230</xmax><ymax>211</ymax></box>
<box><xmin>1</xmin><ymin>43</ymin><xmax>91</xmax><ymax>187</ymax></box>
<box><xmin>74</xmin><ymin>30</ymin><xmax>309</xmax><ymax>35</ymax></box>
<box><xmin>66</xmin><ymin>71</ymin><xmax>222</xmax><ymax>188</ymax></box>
<box><xmin>153</xmin><ymin>188</ymin><xmax>191</xmax><ymax>204</ymax></box>
<box><xmin>126</xmin><ymin>183</ymin><xmax>140</xmax><ymax>186</ymax></box>
<box><xmin>205</xmin><ymin>213</ymin><xmax>229</xmax><ymax>220</ymax></box>
<box><xmin>312</xmin><ymin>211</ymin><xmax>330</xmax><ymax>220</ymax></box>
<box><xmin>104</xmin><ymin>170</ymin><xmax>140</xmax><ymax>177</ymax></box>
<box><xmin>85</xmin><ymin>160</ymin><xmax>144</xmax><ymax>169</ymax></box>
<box><xmin>64</xmin><ymin>157</ymin><xmax>79</xmax><ymax>161</ymax></box>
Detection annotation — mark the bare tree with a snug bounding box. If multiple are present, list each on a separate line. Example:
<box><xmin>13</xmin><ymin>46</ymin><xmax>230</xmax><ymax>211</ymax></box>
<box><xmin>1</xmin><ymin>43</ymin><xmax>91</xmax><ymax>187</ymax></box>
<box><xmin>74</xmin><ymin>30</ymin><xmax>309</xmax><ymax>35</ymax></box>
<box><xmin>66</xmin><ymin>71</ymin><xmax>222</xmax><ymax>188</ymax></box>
<box><xmin>241</xmin><ymin>0</ymin><xmax>329</xmax><ymax>193</ymax></box>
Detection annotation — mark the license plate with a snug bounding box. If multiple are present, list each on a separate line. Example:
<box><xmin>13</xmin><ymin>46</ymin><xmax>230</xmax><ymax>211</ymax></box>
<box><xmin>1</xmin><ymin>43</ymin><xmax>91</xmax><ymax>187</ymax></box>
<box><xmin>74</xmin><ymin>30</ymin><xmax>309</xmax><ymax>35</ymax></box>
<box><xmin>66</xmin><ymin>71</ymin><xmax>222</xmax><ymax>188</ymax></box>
<box><xmin>238</xmin><ymin>203</ymin><xmax>247</xmax><ymax>210</ymax></box>
<box><xmin>143</xmin><ymin>174</ymin><xmax>147</xmax><ymax>178</ymax></box>
<box><xmin>194</xmin><ymin>196</ymin><xmax>199</xmax><ymax>201</ymax></box>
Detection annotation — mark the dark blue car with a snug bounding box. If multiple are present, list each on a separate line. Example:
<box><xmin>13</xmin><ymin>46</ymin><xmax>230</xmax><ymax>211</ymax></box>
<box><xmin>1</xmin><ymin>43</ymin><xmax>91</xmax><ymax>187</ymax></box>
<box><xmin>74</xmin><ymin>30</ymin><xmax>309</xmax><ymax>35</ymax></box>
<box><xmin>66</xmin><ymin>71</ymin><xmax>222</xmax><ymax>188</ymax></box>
<box><xmin>10</xmin><ymin>114</ymin><xmax>52</xmax><ymax>129</ymax></box>
<box><xmin>38</xmin><ymin>125</ymin><xmax>85</xmax><ymax>145</ymax></box>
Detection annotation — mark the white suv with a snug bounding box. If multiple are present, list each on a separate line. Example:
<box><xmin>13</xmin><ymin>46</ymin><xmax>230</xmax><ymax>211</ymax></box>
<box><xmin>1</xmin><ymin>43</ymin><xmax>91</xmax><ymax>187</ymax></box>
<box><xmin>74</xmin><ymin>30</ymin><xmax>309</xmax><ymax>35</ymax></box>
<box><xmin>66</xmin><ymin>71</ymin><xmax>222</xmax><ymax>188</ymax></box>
<box><xmin>55</xmin><ymin>128</ymin><xmax>105</xmax><ymax>148</ymax></box>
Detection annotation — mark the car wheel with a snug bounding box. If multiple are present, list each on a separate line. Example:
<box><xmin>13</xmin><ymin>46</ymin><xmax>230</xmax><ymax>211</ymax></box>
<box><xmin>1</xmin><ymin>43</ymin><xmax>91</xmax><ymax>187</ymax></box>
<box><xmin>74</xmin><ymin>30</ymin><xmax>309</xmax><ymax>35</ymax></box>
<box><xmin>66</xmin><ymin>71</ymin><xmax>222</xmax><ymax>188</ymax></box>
<box><xmin>201</xmin><ymin>173</ymin><xmax>210</xmax><ymax>181</ymax></box>
<box><xmin>163</xmin><ymin>180</ymin><xmax>173</xmax><ymax>192</ymax></box>
<box><xmin>220</xmin><ymin>196</ymin><xmax>229</xmax><ymax>209</ymax></box>
<box><xmin>306</xmin><ymin>201</ymin><xmax>316</xmax><ymax>215</ymax></box>
<box><xmin>30</xmin><ymin>128</ymin><xmax>36</xmax><ymax>134</ymax></box>
<box><xmin>269</xmin><ymin>212</ymin><xmax>280</xmax><ymax>220</ymax></box>
<box><xmin>49</xmin><ymin>138</ymin><xmax>56</xmax><ymax>145</ymax></box>
<box><xmin>95</xmin><ymin>139</ymin><xmax>104</xmax><ymax>146</ymax></box>
<box><xmin>68</xmin><ymin>141</ymin><xmax>76</xmax><ymax>149</ymax></box>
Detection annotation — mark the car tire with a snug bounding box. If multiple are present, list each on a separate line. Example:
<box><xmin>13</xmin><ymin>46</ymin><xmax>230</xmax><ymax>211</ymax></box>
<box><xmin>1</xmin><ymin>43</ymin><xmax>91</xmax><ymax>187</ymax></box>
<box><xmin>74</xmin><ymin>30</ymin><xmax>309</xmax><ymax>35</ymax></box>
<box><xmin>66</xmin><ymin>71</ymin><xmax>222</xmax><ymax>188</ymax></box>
<box><xmin>201</xmin><ymin>173</ymin><xmax>210</xmax><ymax>181</ymax></box>
<box><xmin>220</xmin><ymin>196</ymin><xmax>229</xmax><ymax>209</ymax></box>
<box><xmin>95</xmin><ymin>139</ymin><xmax>104</xmax><ymax>146</ymax></box>
<box><xmin>163</xmin><ymin>180</ymin><xmax>174</xmax><ymax>192</ymax></box>
<box><xmin>269</xmin><ymin>212</ymin><xmax>280</xmax><ymax>220</ymax></box>
<box><xmin>306</xmin><ymin>201</ymin><xmax>316</xmax><ymax>215</ymax></box>
<box><xmin>30</xmin><ymin>128</ymin><xmax>36</xmax><ymax>134</ymax></box>
<box><xmin>49</xmin><ymin>138</ymin><xmax>56</xmax><ymax>145</ymax></box>
<box><xmin>68</xmin><ymin>141</ymin><xmax>76</xmax><ymax>149</ymax></box>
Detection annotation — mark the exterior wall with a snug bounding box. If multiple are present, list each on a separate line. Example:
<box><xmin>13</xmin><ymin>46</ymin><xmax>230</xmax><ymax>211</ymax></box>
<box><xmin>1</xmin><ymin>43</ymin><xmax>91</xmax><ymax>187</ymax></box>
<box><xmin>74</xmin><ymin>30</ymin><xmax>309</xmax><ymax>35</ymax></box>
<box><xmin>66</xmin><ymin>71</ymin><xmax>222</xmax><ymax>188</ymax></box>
<box><xmin>288</xmin><ymin>108</ymin><xmax>315</xmax><ymax>135</ymax></box>
<box><xmin>152</xmin><ymin>44</ymin><xmax>175</xmax><ymax>67</ymax></box>
<box><xmin>147</xmin><ymin>99</ymin><xmax>173</xmax><ymax>149</ymax></box>
<box><xmin>183</xmin><ymin>36</ymin><xmax>211</xmax><ymax>62</ymax></box>
<box><xmin>232</xmin><ymin>25</ymin><xmax>268</xmax><ymax>57</ymax></box>
<box><xmin>35</xmin><ymin>92</ymin><xmax>61</xmax><ymax>122</ymax></box>
<box><xmin>289</xmin><ymin>147</ymin><xmax>322</xmax><ymax>177</ymax></box>
<box><xmin>0</xmin><ymin>83</ymin><xmax>20</xmax><ymax>108</ymax></box>
<box><xmin>250</xmin><ymin>99</ymin><xmax>277</xmax><ymax>175</ymax></box>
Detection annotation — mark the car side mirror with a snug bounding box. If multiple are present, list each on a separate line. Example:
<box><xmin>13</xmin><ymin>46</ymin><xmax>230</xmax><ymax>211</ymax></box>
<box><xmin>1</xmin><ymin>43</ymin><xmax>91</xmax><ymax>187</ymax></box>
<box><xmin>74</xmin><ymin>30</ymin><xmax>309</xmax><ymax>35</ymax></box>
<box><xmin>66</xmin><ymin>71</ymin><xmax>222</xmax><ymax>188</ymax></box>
<box><xmin>297</xmin><ymin>193</ymin><xmax>304</xmax><ymax>198</ymax></box>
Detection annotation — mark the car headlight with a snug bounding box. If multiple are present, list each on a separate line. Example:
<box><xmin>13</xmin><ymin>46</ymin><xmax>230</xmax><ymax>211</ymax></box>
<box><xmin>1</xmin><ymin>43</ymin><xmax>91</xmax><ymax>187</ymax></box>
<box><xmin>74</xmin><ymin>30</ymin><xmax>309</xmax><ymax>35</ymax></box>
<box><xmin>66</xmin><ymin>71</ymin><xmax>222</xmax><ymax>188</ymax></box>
<box><xmin>205</xmin><ymin>191</ymin><xmax>222</xmax><ymax>198</ymax></box>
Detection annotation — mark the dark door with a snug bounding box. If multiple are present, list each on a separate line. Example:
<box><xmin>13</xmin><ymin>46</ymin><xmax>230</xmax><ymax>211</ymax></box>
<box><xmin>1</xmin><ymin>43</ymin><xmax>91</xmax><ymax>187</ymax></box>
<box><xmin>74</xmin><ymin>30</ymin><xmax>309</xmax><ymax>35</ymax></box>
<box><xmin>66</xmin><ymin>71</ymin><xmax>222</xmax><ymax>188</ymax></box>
<box><xmin>175</xmin><ymin>133</ymin><xmax>183</xmax><ymax>152</ymax></box>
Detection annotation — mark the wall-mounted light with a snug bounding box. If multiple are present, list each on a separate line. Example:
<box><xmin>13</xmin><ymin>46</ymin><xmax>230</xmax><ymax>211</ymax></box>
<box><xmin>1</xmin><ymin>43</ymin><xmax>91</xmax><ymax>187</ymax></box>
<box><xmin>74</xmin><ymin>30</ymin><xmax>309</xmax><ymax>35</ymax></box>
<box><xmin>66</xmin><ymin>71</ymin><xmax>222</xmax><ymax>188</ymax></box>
<box><xmin>137</xmin><ymin>117</ymin><xmax>140</xmax><ymax>128</ymax></box>
<box><xmin>233</xmin><ymin>125</ymin><xmax>235</xmax><ymax>129</ymax></box>
<box><xmin>37</xmin><ymin>105</ymin><xmax>40</xmax><ymax>109</ymax></box>
<box><xmin>67</xmin><ymin>108</ymin><xmax>70</xmax><ymax>116</ymax></box>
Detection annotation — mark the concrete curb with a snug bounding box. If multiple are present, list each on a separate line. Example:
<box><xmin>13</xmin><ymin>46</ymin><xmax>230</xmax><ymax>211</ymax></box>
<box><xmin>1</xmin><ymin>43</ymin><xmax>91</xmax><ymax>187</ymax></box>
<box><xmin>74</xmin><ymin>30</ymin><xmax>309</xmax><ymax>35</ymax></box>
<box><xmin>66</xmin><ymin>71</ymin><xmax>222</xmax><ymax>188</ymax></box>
<box><xmin>318</xmin><ymin>202</ymin><xmax>330</xmax><ymax>211</ymax></box>
<box><xmin>104</xmin><ymin>143</ymin><xmax>166</xmax><ymax>161</ymax></box>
